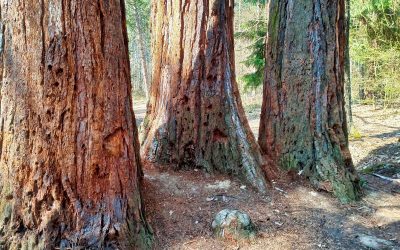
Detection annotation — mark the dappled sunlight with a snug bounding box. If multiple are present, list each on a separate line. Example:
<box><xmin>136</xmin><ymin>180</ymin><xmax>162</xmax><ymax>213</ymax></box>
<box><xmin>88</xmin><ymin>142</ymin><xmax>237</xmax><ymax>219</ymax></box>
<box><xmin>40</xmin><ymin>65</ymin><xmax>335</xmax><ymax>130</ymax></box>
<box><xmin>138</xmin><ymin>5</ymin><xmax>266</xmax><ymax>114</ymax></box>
<box><xmin>141</xmin><ymin>159</ymin><xmax>399</xmax><ymax>249</ymax></box>
<box><xmin>1</xmin><ymin>0</ymin><xmax>398</xmax><ymax>248</ymax></box>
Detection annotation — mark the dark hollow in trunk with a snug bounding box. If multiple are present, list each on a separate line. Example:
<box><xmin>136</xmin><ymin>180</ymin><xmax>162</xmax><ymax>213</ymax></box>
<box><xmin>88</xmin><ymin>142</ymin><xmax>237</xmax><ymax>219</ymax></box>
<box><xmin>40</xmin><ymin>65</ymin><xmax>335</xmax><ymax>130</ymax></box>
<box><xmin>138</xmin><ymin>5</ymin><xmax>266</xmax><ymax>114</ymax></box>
<box><xmin>141</xmin><ymin>0</ymin><xmax>269</xmax><ymax>193</ymax></box>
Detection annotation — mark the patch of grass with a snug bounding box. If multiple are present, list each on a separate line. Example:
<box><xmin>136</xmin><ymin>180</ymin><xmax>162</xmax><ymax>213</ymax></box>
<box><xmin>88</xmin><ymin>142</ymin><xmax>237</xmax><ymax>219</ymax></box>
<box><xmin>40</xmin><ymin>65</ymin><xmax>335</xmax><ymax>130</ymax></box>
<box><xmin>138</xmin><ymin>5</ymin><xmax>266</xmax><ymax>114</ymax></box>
<box><xmin>244</xmin><ymin>103</ymin><xmax>262</xmax><ymax>114</ymax></box>
<box><xmin>359</xmin><ymin>99</ymin><xmax>376</xmax><ymax>106</ymax></box>
<box><xmin>361</xmin><ymin>163</ymin><xmax>400</xmax><ymax>176</ymax></box>
<box><xmin>349</xmin><ymin>126</ymin><xmax>363</xmax><ymax>140</ymax></box>
<box><xmin>361</xmin><ymin>164</ymin><xmax>384</xmax><ymax>174</ymax></box>
<box><xmin>359</xmin><ymin>177</ymin><xmax>368</xmax><ymax>188</ymax></box>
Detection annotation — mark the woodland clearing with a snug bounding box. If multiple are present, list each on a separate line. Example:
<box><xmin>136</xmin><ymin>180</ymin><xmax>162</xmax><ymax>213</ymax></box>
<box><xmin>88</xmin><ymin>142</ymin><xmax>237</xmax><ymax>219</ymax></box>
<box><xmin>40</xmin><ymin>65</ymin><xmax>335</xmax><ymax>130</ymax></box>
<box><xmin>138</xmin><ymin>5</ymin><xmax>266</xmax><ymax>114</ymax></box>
<box><xmin>134</xmin><ymin>100</ymin><xmax>400</xmax><ymax>250</ymax></box>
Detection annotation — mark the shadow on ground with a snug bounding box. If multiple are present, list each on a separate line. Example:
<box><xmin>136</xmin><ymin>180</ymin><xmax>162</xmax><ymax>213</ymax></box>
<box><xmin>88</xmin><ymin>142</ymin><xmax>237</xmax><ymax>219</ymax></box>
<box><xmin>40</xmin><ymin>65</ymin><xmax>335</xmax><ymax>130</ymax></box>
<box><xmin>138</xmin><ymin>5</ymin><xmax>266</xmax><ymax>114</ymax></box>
<box><xmin>133</xmin><ymin>102</ymin><xmax>400</xmax><ymax>249</ymax></box>
<box><xmin>142</xmin><ymin>162</ymin><xmax>400</xmax><ymax>249</ymax></box>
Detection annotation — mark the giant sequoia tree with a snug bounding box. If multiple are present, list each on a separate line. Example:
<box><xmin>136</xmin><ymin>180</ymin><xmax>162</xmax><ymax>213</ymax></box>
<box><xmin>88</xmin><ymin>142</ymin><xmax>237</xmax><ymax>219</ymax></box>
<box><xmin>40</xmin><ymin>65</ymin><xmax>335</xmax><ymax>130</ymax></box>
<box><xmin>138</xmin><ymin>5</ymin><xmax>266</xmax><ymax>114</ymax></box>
<box><xmin>0</xmin><ymin>1</ymin><xmax>151</xmax><ymax>248</ymax></box>
<box><xmin>259</xmin><ymin>0</ymin><xmax>361</xmax><ymax>202</ymax></box>
<box><xmin>141</xmin><ymin>0</ymin><xmax>269</xmax><ymax>192</ymax></box>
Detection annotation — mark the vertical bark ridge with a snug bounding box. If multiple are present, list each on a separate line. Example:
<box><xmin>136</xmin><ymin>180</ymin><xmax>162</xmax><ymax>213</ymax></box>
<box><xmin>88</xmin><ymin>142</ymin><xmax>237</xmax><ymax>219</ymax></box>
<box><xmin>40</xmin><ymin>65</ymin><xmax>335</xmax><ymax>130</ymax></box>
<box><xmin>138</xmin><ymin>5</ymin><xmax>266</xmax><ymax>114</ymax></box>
<box><xmin>142</xmin><ymin>0</ymin><xmax>269</xmax><ymax>193</ymax></box>
<box><xmin>0</xmin><ymin>0</ymin><xmax>151</xmax><ymax>248</ymax></box>
<box><xmin>259</xmin><ymin>0</ymin><xmax>360</xmax><ymax>202</ymax></box>
<box><xmin>0</xmin><ymin>3</ymin><xmax>4</xmax><ymax>164</ymax></box>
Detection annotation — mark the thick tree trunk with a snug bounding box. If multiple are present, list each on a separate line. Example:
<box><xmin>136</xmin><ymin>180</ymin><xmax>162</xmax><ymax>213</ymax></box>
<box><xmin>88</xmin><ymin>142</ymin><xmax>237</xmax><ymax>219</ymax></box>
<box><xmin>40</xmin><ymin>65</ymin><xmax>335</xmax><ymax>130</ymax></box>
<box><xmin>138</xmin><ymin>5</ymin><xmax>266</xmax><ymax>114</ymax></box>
<box><xmin>142</xmin><ymin>0</ymin><xmax>269</xmax><ymax>193</ymax></box>
<box><xmin>0</xmin><ymin>1</ymin><xmax>151</xmax><ymax>249</ymax></box>
<box><xmin>259</xmin><ymin>0</ymin><xmax>361</xmax><ymax>202</ymax></box>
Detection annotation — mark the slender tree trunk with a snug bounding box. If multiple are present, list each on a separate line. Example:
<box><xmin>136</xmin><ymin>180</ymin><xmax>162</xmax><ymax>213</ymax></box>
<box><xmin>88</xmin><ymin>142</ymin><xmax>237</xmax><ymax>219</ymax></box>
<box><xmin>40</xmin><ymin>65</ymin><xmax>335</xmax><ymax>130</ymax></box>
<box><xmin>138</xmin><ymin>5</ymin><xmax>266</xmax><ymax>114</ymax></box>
<box><xmin>345</xmin><ymin>0</ymin><xmax>353</xmax><ymax>126</ymax></box>
<box><xmin>259</xmin><ymin>0</ymin><xmax>361</xmax><ymax>202</ymax></box>
<box><xmin>0</xmin><ymin>1</ymin><xmax>151</xmax><ymax>248</ymax></box>
<box><xmin>133</xmin><ymin>2</ymin><xmax>150</xmax><ymax>99</ymax></box>
<box><xmin>238</xmin><ymin>0</ymin><xmax>242</xmax><ymax>31</ymax></box>
<box><xmin>142</xmin><ymin>0</ymin><xmax>269</xmax><ymax>193</ymax></box>
<box><xmin>357</xmin><ymin>62</ymin><xmax>366</xmax><ymax>100</ymax></box>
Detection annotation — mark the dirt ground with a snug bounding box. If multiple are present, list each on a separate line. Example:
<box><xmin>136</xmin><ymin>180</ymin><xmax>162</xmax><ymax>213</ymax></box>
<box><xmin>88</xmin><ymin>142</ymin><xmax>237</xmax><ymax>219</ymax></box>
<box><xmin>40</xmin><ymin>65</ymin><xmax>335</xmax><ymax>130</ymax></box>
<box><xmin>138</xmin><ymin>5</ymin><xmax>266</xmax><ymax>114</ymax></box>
<box><xmin>134</xmin><ymin>101</ymin><xmax>400</xmax><ymax>250</ymax></box>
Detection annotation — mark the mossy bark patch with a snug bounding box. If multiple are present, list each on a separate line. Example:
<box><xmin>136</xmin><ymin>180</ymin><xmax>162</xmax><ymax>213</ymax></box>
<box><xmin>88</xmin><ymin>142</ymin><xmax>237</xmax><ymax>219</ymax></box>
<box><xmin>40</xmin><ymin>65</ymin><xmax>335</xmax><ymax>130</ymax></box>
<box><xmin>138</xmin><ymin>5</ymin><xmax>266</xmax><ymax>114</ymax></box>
<box><xmin>259</xmin><ymin>0</ymin><xmax>361</xmax><ymax>202</ymax></box>
<box><xmin>212</xmin><ymin>209</ymin><xmax>257</xmax><ymax>241</ymax></box>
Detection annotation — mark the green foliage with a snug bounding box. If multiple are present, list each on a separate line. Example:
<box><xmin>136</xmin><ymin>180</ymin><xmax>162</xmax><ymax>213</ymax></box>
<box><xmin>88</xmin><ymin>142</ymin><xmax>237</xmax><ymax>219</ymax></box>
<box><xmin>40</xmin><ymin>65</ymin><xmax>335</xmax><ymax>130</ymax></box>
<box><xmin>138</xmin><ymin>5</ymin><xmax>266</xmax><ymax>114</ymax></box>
<box><xmin>125</xmin><ymin>0</ymin><xmax>152</xmax><ymax>96</ymax></box>
<box><xmin>350</xmin><ymin>0</ymin><xmax>400</xmax><ymax>107</ymax></box>
<box><xmin>352</xmin><ymin>0</ymin><xmax>400</xmax><ymax>48</ymax></box>
<box><xmin>235</xmin><ymin>4</ymin><xmax>267</xmax><ymax>91</ymax></box>
<box><xmin>125</xmin><ymin>0</ymin><xmax>151</xmax><ymax>34</ymax></box>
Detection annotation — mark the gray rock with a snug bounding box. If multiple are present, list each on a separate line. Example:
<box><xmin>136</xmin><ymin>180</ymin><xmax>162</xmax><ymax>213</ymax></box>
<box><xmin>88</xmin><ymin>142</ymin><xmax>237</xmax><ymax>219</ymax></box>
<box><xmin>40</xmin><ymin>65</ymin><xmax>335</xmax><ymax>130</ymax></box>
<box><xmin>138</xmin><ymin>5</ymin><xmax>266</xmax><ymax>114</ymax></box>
<box><xmin>358</xmin><ymin>234</ymin><xmax>397</xmax><ymax>250</ymax></box>
<box><xmin>212</xmin><ymin>209</ymin><xmax>256</xmax><ymax>240</ymax></box>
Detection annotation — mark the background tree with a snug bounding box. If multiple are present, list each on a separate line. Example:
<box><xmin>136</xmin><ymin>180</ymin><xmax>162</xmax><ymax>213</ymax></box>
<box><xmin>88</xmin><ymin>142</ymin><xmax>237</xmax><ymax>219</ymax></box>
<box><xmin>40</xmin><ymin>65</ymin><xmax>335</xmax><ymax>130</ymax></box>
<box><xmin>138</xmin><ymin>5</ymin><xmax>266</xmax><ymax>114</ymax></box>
<box><xmin>141</xmin><ymin>0</ymin><xmax>269</xmax><ymax>192</ymax></box>
<box><xmin>235</xmin><ymin>0</ymin><xmax>268</xmax><ymax>91</ymax></box>
<box><xmin>0</xmin><ymin>1</ymin><xmax>151</xmax><ymax>248</ymax></box>
<box><xmin>350</xmin><ymin>0</ymin><xmax>400</xmax><ymax>107</ymax></box>
<box><xmin>126</xmin><ymin>0</ymin><xmax>152</xmax><ymax>98</ymax></box>
<box><xmin>345</xmin><ymin>0</ymin><xmax>353</xmax><ymax>126</ymax></box>
<box><xmin>259</xmin><ymin>0</ymin><xmax>361</xmax><ymax>202</ymax></box>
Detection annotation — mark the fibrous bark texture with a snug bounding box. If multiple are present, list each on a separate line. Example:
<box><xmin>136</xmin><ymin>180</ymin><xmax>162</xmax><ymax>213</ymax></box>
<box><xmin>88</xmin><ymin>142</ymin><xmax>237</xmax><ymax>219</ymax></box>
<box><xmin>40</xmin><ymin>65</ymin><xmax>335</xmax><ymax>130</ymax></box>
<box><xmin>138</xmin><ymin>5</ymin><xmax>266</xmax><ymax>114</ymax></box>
<box><xmin>259</xmin><ymin>0</ymin><xmax>361</xmax><ymax>202</ymax></box>
<box><xmin>141</xmin><ymin>0</ymin><xmax>268</xmax><ymax>192</ymax></box>
<box><xmin>0</xmin><ymin>1</ymin><xmax>151</xmax><ymax>249</ymax></box>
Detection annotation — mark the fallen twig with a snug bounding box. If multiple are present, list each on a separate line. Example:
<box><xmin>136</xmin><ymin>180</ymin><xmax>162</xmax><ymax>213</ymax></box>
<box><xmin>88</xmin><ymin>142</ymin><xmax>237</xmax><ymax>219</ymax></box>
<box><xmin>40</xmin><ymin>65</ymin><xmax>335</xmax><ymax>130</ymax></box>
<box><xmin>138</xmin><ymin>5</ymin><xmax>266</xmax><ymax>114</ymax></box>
<box><xmin>372</xmin><ymin>173</ymin><xmax>400</xmax><ymax>184</ymax></box>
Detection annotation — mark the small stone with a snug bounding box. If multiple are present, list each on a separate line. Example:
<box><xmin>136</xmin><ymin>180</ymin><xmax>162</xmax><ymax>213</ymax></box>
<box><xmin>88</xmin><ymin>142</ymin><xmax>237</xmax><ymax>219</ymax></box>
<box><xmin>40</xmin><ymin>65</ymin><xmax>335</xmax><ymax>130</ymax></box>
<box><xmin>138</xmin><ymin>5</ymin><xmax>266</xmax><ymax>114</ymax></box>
<box><xmin>357</xmin><ymin>234</ymin><xmax>395</xmax><ymax>250</ymax></box>
<box><xmin>212</xmin><ymin>209</ymin><xmax>256</xmax><ymax>241</ymax></box>
<box><xmin>240</xmin><ymin>185</ymin><xmax>247</xmax><ymax>190</ymax></box>
<box><xmin>275</xmin><ymin>187</ymin><xmax>286</xmax><ymax>193</ymax></box>
<box><xmin>206</xmin><ymin>180</ymin><xmax>231</xmax><ymax>190</ymax></box>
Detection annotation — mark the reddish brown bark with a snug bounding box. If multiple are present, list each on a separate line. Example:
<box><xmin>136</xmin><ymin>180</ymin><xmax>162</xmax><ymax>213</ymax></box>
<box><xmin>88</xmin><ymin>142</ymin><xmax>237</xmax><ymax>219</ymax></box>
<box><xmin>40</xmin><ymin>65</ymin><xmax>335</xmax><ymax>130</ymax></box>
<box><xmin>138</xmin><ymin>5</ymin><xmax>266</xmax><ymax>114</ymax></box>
<box><xmin>141</xmin><ymin>0</ymin><xmax>269</xmax><ymax>192</ymax></box>
<box><xmin>259</xmin><ymin>0</ymin><xmax>361</xmax><ymax>202</ymax></box>
<box><xmin>0</xmin><ymin>1</ymin><xmax>151</xmax><ymax>248</ymax></box>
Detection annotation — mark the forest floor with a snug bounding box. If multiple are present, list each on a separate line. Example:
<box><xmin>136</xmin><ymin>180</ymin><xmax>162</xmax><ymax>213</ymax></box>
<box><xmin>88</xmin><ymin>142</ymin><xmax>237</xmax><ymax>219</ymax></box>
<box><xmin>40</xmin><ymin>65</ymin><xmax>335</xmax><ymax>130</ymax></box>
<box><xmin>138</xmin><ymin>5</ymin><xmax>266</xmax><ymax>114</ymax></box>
<box><xmin>134</xmin><ymin>100</ymin><xmax>400</xmax><ymax>250</ymax></box>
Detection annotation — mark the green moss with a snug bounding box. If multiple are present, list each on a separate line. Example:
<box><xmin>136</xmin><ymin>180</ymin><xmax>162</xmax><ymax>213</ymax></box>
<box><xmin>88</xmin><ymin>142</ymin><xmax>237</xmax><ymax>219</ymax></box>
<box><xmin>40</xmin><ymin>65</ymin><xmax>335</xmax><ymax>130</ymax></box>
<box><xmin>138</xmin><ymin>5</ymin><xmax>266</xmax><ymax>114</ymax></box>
<box><xmin>328</xmin><ymin>162</ymin><xmax>362</xmax><ymax>203</ymax></box>
<box><xmin>332</xmin><ymin>177</ymin><xmax>360</xmax><ymax>203</ymax></box>
<box><xmin>124</xmin><ymin>219</ymin><xmax>153</xmax><ymax>250</ymax></box>
<box><xmin>268</xmin><ymin>2</ymin><xmax>281</xmax><ymax>47</ymax></box>
<box><xmin>0</xmin><ymin>199</ymin><xmax>12</xmax><ymax>228</ymax></box>
<box><xmin>307</xmin><ymin>154</ymin><xmax>362</xmax><ymax>203</ymax></box>
<box><xmin>212</xmin><ymin>210</ymin><xmax>257</xmax><ymax>242</ymax></box>
<box><xmin>138</xmin><ymin>226</ymin><xmax>153</xmax><ymax>250</ymax></box>
<box><xmin>279</xmin><ymin>154</ymin><xmax>299</xmax><ymax>171</ymax></box>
